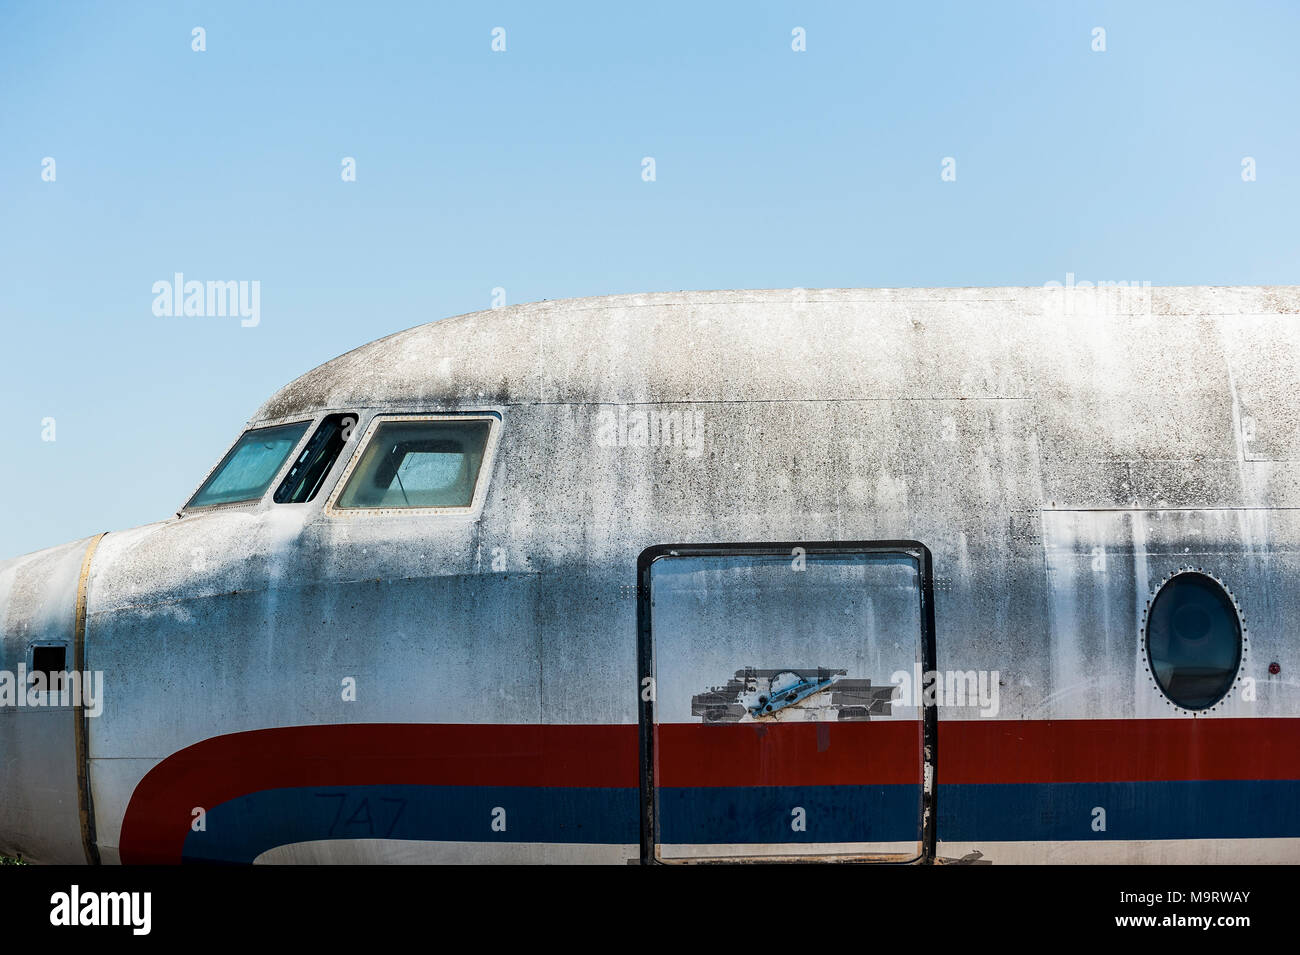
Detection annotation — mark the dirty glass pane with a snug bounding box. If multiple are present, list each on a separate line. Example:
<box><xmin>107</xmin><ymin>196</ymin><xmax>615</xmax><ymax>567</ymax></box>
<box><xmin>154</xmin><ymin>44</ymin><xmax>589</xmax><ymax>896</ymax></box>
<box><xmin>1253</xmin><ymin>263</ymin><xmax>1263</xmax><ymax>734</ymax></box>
<box><xmin>336</xmin><ymin>418</ymin><xmax>492</xmax><ymax>509</ymax></box>
<box><xmin>1147</xmin><ymin>573</ymin><xmax>1242</xmax><ymax>709</ymax></box>
<box><xmin>187</xmin><ymin>421</ymin><xmax>310</xmax><ymax>508</ymax></box>
<box><xmin>649</xmin><ymin>550</ymin><xmax>925</xmax><ymax>861</ymax></box>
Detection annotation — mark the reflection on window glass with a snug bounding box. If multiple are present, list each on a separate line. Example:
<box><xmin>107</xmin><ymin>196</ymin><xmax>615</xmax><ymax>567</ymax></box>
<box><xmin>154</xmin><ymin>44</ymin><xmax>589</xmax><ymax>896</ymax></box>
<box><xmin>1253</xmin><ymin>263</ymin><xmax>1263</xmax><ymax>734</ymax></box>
<box><xmin>336</xmin><ymin>418</ymin><xmax>492</xmax><ymax>509</ymax></box>
<box><xmin>274</xmin><ymin>413</ymin><xmax>358</xmax><ymax>504</ymax></box>
<box><xmin>1146</xmin><ymin>572</ymin><xmax>1242</xmax><ymax>710</ymax></box>
<box><xmin>187</xmin><ymin>421</ymin><xmax>310</xmax><ymax>508</ymax></box>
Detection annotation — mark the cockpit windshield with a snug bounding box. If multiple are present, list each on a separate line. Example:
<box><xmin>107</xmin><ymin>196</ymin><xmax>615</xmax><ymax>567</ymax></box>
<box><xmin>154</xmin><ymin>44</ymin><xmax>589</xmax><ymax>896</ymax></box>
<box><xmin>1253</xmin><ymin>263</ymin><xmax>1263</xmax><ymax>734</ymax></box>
<box><xmin>186</xmin><ymin>421</ymin><xmax>310</xmax><ymax>509</ymax></box>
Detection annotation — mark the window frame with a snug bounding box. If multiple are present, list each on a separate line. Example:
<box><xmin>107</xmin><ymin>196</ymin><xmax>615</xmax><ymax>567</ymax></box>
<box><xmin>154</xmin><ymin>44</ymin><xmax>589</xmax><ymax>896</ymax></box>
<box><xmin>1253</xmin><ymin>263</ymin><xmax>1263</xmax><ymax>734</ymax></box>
<box><xmin>1140</xmin><ymin>567</ymin><xmax>1248</xmax><ymax>715</ymax></box>
<box><xmin>272</xmin><ymin>412</ymin><xmax>363</xmax><ymax>506</ymax></box>
<box><xmin>323</xmin><ymin>412</ymin><xmax>502</xmax><ymax>519</ymax></box>
<box><xmin>180</xmin><ymin>416</ymin><xmax>316</xmax><ymax>514</ymax></box>
<box><xmin>635</xmin><ymin>540</ymin><xmax>939</xmax><ymax>865</ymax></box>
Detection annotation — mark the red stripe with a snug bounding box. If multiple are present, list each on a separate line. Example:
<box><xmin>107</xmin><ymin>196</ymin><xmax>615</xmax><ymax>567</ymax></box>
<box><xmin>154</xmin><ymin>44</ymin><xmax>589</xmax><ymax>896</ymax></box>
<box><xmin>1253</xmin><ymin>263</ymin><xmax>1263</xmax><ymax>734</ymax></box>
<box><xmin>657</xmin><ymin>721</ymin><xmax>923</xmax><ymax>785</ymax></box>
<box><xmin>119</xmin><ymin>718</ymin><xmax>1300</xmax><ymax>863</ymax></box>
<box><xmin>939</xmin><ymin>718</ymin><xmax>1300</xmax><ymax>784</ymax></box>
<box><xmin>656</xmin><ymin>718</ymin><xmax>1300</xmax><ymax>785</ymax></box>
<box><xmin>119</xmin><ymin>724</ymin><xmax>637</xmax><ymax>863</ymax></box>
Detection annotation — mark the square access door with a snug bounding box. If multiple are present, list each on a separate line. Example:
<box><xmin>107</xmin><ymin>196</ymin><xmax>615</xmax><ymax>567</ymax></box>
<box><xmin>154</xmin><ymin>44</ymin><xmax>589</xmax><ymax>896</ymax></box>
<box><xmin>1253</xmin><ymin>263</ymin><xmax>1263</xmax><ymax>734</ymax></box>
<box><xmin>637</xmin><ymin>541</ymin><xmax>936</xmax><ymax>863</ymax></box>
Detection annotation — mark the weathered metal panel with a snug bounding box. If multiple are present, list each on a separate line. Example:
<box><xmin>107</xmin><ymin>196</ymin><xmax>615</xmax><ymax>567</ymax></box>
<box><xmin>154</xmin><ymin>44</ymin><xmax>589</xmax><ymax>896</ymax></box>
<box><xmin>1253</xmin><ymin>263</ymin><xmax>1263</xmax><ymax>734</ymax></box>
<box><xmin>1</xmin><ymin>285</ymin><xmax>1298</xmax><ymax>863</ymax></box>
<box><xmin>0</xmin><ymin>537</ymin><xmax>98</xmax><ymax>863</ymax></box>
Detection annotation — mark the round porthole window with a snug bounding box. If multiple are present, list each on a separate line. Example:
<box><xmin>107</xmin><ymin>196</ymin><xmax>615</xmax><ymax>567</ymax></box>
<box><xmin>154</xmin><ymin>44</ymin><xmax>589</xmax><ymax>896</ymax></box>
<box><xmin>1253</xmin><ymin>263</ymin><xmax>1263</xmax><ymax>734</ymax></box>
<box><xmin>1144</xmin><ymin>571</ymin><xmax>1243</xmax><ymax>711</ymax></box>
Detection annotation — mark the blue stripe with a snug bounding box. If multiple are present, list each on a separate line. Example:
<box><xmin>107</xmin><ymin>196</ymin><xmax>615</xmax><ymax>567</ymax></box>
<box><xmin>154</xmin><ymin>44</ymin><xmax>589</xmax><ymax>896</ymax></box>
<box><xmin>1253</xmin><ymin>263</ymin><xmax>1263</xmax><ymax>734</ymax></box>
<box><xmin>184</xmin><ymin>780</ymin><xmax>1300</xmax><ymax>864</ymax></box>
<box><xmin>185</xmin><ymin>786</ymin><xmax>637</xmax><ymax>864</ymax></box>
<box><xmin>658</xmin><ymin>784</ymin><xmax>921</xmax><ymax>844</ymax></box>
<box><xmin>938</xmin><ymin>780</ymin><xmax>1300</xmax><ymax>841</ymax></box>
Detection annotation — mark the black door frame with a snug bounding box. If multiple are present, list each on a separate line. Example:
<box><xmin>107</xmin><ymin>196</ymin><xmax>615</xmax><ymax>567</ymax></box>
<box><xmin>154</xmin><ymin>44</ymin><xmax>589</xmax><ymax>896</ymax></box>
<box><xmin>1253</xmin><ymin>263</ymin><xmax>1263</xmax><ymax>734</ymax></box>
<box><xmin>636</xmin><ymin>540</ymin><xmax>939</xmax><ymax>865</ymax></box>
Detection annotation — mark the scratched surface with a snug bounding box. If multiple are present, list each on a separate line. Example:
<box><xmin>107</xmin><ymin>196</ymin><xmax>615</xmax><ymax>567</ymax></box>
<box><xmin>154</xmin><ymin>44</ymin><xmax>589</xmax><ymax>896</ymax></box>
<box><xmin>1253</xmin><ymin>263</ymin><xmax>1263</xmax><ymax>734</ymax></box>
<box><xmin>1</xmin><ymin>286</ymin><xmax>1298</xmax><ymax>863</ymax></box>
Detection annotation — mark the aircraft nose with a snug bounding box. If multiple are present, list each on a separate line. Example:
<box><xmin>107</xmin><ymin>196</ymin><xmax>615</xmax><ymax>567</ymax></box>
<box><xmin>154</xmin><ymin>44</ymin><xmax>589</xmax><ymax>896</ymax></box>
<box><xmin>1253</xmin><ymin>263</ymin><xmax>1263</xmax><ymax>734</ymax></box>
<box><xmin>0</xmin><ymin>536</ymin><xmax>102</xmax><ymax>864</ymax></box>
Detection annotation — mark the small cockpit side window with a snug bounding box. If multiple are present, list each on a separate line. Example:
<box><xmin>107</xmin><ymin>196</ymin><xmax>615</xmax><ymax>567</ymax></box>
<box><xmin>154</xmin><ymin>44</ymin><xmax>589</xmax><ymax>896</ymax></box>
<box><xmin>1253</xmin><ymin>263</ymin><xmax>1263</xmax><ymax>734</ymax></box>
<box><xmin>186</xmin><ymin>421</ymin><xmax>310</xmax><ymax>509</ymax></box>
<box><xmin>274</xmin><ymin>413</ymin><xmax>359</xmax><ymax>504</ymax></box>
<box><xmin>331</xmin><ymin>415</ymin><xmax>495</xmax><ymax>512</ymax></box>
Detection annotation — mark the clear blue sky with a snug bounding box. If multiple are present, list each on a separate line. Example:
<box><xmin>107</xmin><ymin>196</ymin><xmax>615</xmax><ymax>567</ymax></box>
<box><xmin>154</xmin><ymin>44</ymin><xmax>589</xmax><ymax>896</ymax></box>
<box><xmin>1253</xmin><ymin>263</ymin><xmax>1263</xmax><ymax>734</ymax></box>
<box><xmin>2</xmin><ymin>1</ymin><xmax>1298</xmax><ymax>559</ymax></box>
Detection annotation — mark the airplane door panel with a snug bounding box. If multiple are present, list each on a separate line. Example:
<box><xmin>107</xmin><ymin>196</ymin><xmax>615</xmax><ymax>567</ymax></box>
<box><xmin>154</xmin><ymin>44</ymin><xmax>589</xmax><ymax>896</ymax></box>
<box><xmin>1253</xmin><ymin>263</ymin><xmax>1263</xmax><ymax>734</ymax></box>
<box><xmin>638</xmin><ymin>542</ymin><xmax>937</xmax><ymax>863</ymax></box>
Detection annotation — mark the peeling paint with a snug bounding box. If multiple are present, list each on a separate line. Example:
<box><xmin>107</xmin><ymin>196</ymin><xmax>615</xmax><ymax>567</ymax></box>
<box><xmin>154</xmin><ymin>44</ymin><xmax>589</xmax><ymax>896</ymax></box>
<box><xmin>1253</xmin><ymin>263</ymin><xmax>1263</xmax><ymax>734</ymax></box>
<box><xmin>691</xmin><ymin>668</ymin><xmax>897</xmax><ymax>722</ymax></box>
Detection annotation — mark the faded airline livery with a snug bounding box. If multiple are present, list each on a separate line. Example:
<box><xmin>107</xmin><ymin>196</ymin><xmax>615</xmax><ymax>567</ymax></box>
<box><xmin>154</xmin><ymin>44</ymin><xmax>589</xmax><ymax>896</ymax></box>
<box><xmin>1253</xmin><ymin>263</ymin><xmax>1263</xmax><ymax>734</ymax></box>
<box><xmin>1</xmin><ymin>286</ymin><xmax>1297</xmax><ymax>864</ymax></box>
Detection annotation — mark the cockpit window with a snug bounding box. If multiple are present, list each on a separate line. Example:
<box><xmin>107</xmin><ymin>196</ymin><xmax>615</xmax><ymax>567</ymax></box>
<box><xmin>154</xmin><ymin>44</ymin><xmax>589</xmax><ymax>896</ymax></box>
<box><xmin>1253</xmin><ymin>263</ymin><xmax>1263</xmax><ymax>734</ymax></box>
<box><xmin>274</xmin><ymin>413</ymin><xmax>358</xmax><ymax>504</ymax></box>
<box><xmin>334</xmin><ymin>417</ymin><xmax>493</xmax><ymax>510</ymax></box>
<box><xmin>187</xmin><ymin>421</ymin><xmax>310</xmax><ymax>509</ymax></box>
